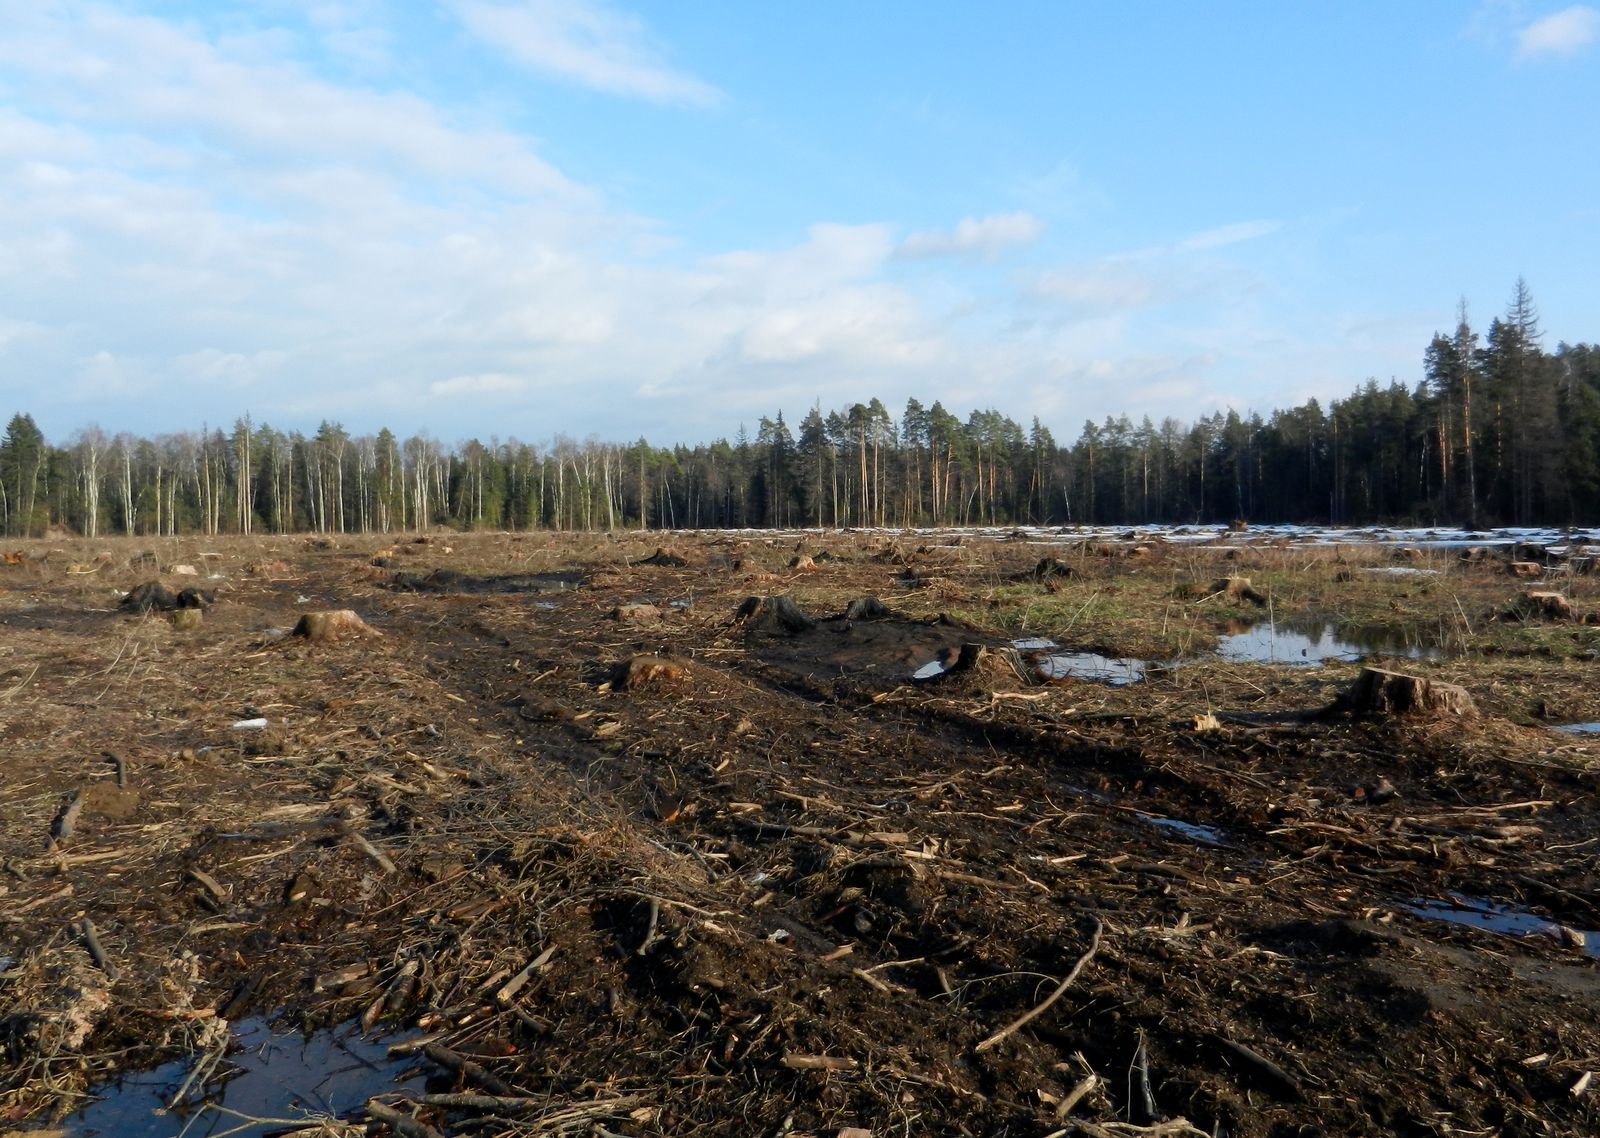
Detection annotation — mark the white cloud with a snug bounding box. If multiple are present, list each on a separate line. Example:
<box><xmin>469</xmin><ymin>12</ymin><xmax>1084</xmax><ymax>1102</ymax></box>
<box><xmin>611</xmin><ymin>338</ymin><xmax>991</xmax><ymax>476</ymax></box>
<box><xmin>1028</xmin><ymin>261</ymin><xmax>1163</xmax><ymax>311</ymax></box>
<box><xmin>430</xmin><ymin>373</ymin><xmax>527</xmax><ymax>397</ymax></box>
<box><xmin>1516</xmin><ymin>5</ymin><xmax>1599</xmax><ymax>57</ymax></box>
<box><xmin>455</xmin><ymin>0</ymin><xmax>720</xmax><ymax>106</ymax></box>
<box><xmin>1175</xmin><ymin>220</ymin><xmax>1281</xmax><ymax>253</ymax></box>
<box><xmin>897</xmin><ymin>212</ymin><xmax>1044</xmax><ymax>261</ymax></box>
<box><xmin>0</xmin><ymin>5</ymin><xmax>579</xmax><ymax>199</ymax></box>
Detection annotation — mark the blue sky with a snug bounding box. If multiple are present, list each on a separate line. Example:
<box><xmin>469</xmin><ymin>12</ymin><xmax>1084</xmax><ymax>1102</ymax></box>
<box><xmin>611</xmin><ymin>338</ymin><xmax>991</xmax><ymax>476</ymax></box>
<box><xmin>1</xmin><ymin>1</ymin><xmax>1597</xmax><ymax>447</ymax></box>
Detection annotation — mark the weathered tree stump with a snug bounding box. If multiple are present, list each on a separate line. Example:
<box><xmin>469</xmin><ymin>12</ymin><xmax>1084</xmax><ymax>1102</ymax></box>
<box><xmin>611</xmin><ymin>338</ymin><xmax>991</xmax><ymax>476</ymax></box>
<box><xmin>293</xmin><ymin>610</ymin><xmax>381</xmax><ymax>643</ymax></box>
<box><xmin>1508</xmin><ymin>561</ymin><xmax>1542</xmax><ymax>579</ymax></box>
<box><xmin>170</xmin><ymin>608</ymin><xmax>203</xmax><ymax>631</ymax></box>
<box><xmin>636</xmin><ymin>547</ymin><xmax>689</xmax><ymax>567</ymax></box>
<box><xmin>788</xmin><ymin>554</ymin><xmax>817</xmax><ymax>571</ymax></box>
<box><xmin>1338</xmin><ymin>667</ymin><xmax>1476</xmax><ymax>718</ymax></box>
<box><xmin>733</xmin><ymin>594</ymin><xmax>816</xmax><ymax>634</ymax></box>
<box><xmin>1209</xmin><ymin>576</ymin><xmax>1268</xmax><ymax>606</ymax></box>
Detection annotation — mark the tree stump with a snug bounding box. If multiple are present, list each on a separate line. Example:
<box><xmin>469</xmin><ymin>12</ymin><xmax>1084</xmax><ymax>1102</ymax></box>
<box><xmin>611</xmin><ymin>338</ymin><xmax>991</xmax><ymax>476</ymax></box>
<box><xmin>293</xmin><ymin>610</ymin><xmax>381</xmax><ymax>643</ymax></box>
<box><xmin>1508</xmin><ymin>561</ymin><xmax>1542</xmax><ymax>579</ymax></box>
<box><xmin>615</xmin><ymin>655</ymin><xmax>689</xmax><ymax>690</ymax></box>
<box><xmin>612</xmin><ymin>603</ymin><xmax>663</xmax><ymax>622</ymax></box>
<box><xmin>1210</xmin><ymin>576</ymin><xmax>1268</xmax><ymax>606</ymax></box>
<box><xmin>734</xmin><ymin>594</ymin><xmax>816</xmax><ymax>634</ymax></box>
<box><xmin>841</xmin><ymin>597</ymin><xmax>893</xmax><ymax>621</ymax></box>
<box><xmin>1028</xmin><ymin>557</ymin><xmax>1075</xmax><ymax>582</ymax></box>
<box><xmin>636</xmin><ymin>547</ymin><xmax>689</xmax><ymax>567</ymax></box>
<box><xmin>1339</xmin><ymin>667</ymin><xmax>1476</xmax><ymax>718</ymax></box>
<box><xmin>1517</xmin><ymin>591</ymin><xmax>1575</xmax><ymax>621</ymax></box>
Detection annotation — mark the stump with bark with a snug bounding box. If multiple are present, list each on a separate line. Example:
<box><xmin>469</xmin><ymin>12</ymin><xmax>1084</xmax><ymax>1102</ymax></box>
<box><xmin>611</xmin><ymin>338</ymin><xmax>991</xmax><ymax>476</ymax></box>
<box><xmin>1337</xmin><ymin>667</ymin><xmax>1476</xmax><ymax>718</ymax></box>
<box><xmin>636</xmin><ymin>547</ymin><xmax>689</xmax><ymax>567</ymax></box>
<box><xmin>733</xmin><ymin>594</ymin><xmax>816</xmax><ymax>635</ymax></box>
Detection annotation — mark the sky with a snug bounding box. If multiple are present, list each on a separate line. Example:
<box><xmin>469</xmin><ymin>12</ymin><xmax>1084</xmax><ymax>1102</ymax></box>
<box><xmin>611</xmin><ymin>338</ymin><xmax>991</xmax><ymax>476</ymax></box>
<box><xmin>1</xmin><ymin>1</ymin><xmax>1598</xmax><ymax>448</ymax></box>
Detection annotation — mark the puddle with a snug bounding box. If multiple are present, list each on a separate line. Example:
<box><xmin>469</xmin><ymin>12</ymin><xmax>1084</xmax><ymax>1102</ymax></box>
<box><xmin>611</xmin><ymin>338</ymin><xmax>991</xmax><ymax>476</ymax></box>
<box><xmin>1218</xmin><ymin>620</ymin><xmax>1443</xmax><ymax>666</ymax></box>
<box><xmin>1146</xmin><ymin>817</ymin><xmax>1229</xmax><ymax>846</ymax></box>
<box><xmin>1403</xmin><ymin>894</ymin><xmax>1597</xmax><ymax>957</ymax></box>
<box><xmin>1038</xmin><ymin>653</ymin><xmax>1147</xmax><ymax>685</ymax></box>
<box><xmin>1011</xmin><ymin>637</ymin><xmax>1059</xmax><ymax>651</ymax></box>
<box><xmin>1552</xmin><ymin>723</ymin><xmax>1600</xmax><ymax>735</ymax></box>
<box><xmin>911</xmin><ymin>659</ymin><xmax>949</xmax><ymax>681</ymax></box>
<box><xmin>68</xmin><ymin>1019</ymin><xmax>425</xmax><ymax>1138</ymax></box>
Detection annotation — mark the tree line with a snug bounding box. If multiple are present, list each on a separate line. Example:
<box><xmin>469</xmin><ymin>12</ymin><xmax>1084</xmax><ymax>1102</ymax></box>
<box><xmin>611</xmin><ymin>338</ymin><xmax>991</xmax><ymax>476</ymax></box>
<box><xmin>3</xmin><ymin>282</ymin><xmax>1597</xmax><ymax>538</ymax></box>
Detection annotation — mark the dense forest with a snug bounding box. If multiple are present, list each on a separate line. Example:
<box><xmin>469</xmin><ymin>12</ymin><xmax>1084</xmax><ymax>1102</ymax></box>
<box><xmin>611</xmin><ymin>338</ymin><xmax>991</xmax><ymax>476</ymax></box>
<box><xmin>3</xmin><ymin>282</ymin><xmax>1598</xmax><ymax>537</ymax></box>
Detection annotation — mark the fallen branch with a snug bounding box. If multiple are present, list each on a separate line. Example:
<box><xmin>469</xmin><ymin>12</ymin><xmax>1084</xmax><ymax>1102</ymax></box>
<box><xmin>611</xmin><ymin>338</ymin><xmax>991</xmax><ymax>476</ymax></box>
<box><xmin>366</xmin><ymin>1099</ymin><xmax>445</xmax><ymax>1138</ymax></box>
<box><xmin>495</xmin><ymin>945</ymin><xmax>556</xmax><ymax>1004</ymax></box>
<box><xmin>975</xmin><ymin>917</ymin><xmax>1103</xmax><ymax>1053</ymax></box>
<box><xmin>76</xmin><ymin>917</ymin><xmax>119</xmax><ymax>981</ymax></box>
<box><xmin>423</xmin><ymin>1042</ymin><xmax>520</xmax><ymax>1096</ymax></box>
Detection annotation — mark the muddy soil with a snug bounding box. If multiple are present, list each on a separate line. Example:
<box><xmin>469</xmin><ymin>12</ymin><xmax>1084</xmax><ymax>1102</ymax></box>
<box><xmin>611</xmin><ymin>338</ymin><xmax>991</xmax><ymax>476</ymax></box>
<box><xmin>3</xmin><ymin>528</ymin><xmax>1600</xmax><ymax>1138</ymax></box>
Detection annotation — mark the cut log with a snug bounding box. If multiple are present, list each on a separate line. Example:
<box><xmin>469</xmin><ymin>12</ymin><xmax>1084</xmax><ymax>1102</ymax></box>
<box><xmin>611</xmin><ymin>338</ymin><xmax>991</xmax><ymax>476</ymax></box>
<box><xmin>733</xmin><ymin>594</ymin><xmax>816</xmax><ymax>635</ymax></box>
<box><xmin>788</xmin><ymin>554</ymin><xmax>818</xmax><ymax>571</ymax></box>
<box><xmin>293</xmin><ymin>610</ymin><xmax>381</xmax><ymax>643</ymax></box>
<box><xmin>1338</xmin><ymin>666</ymin><xmax>1476</xmax><ymax>718</ymax></box>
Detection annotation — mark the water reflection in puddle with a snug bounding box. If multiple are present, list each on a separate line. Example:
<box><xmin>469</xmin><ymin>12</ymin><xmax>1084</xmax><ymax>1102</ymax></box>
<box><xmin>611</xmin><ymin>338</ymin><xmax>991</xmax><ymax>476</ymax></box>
<box><xmin>1146</xmin><ymin>817</ymin><xmax>1229</xmax><ymax>846</ymax></box>
<box><xmin>69</xmin><ymin>1018</ymin><xmax>425</xmax><ymax>1138</ymax></box>
<box><xmin>1553</xmin><ymin>722</ymin><xmax>1600</xmax><ymax>735</ymax></box>
<box><xmin>911</xmin><ymin>659</ymin><xmax>948</xmax><ymax>681</ymax></box>
<box><xmin>1218</xmin><ymin>621</ymin><xmax>1442</xmax><ymax>667</ymax></box>
<box><xmin>1403</xmin><ymin>894</ymin><xmax>1597</xmax><ymax>957</ymax></box>
<box><xmin>1038</xmin><ymin>653</ymin><xmax>1147</xmax><ymax>685</ymax></box>
<box><xmin>1011</xmin><ymin>637</ymin><xmax>1059</xmax><ymax>651</ymax></box>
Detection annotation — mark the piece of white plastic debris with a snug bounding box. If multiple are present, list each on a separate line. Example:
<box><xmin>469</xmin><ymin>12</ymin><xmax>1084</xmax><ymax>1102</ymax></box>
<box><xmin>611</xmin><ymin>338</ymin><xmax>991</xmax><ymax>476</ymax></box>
<box><xmin>230</xmin><ymin>718</ymin><xmax>269</xmax><ymax>730</ymax></box>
